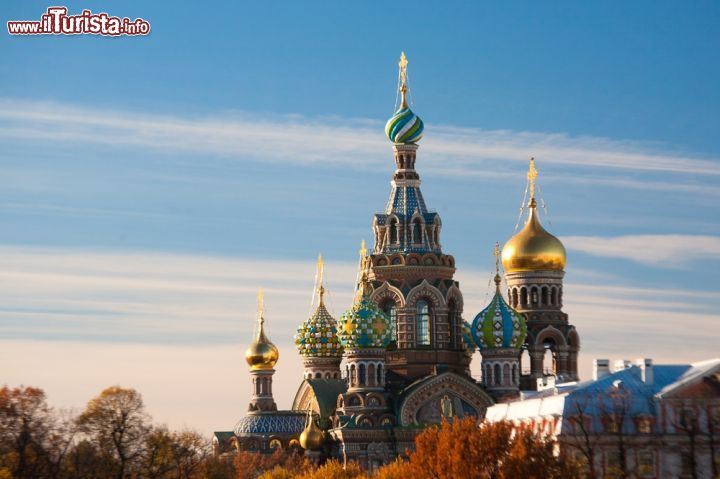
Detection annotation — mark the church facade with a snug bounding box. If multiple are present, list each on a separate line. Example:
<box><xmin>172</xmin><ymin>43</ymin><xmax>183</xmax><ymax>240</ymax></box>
<box><xmin>213</xmin><ymin>53</ymin><xmax>580</xmax><ymax>471</ymax></box>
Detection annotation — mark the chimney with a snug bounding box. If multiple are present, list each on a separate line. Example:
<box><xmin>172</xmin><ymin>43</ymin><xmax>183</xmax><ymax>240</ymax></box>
<box><xmin>634</xmin><ymin>358</ymin><xmax>654</xmax><ymax>385</ymax></box>
<box><xmin>593</xmin><ymin>359</ymin><xmax>610</xmax><ymax>381</ymax></box>
<box><xmin>614</xmin><ymin>359</ymin><xmax>632</xmax><ymax>372</ymax></box>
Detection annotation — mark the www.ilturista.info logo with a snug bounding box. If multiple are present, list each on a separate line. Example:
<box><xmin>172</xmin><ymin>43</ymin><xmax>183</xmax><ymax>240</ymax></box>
<box><xmin>7</xmin><ymin>7</ymin><xmax>150</xmax><ymax>36</ymax></box>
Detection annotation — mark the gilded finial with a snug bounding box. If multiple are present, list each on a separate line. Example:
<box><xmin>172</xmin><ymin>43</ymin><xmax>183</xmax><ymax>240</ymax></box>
<box><xmin>356</xmin><ymin>240</ymin><xmax>371</xmax><ymax>299</ymax></box>
<box><xmin>316</xmin><ymin>254</ymin><xmax>325</xmax><ymax>306</ymax></box>
<box><xmin>493</xmin><ymin>242</ymin><xmax>502</xmax><ymax>290</ymax></box>
<box><xmin>527</xmin><ymin>157</ymin><xmax>538</xmax><ymax>206</ymax></box>
<box><xmin>257</xmin><ymin>287</ymin><xmax>265</xmax><ymax>325</ymax></box>
<box><xmin>399</xmin><ymin>52</ymin><xmax>409</xmax><ymax>108</ymax></box>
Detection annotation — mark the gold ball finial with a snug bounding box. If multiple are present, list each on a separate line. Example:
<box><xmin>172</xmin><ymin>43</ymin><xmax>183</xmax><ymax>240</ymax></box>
<box><xmin>299</xmin><ymin>409</ymin><xmax>324</xmax><ymax>451</ymax></box>
<box><xmin>244</xmin><ymin>288</ymin><xmax>279</xmax><ymax>369</ymax></box>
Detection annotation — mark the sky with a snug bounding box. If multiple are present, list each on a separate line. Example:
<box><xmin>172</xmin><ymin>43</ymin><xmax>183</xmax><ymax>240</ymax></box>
<box><xmin>1</xmin><ymin>1</ymin><xmax>719</xmax><ymax>434</ymax></box>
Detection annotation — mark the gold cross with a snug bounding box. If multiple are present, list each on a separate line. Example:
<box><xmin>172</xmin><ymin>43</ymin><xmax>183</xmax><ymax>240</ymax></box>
<box><xmin>494</xmin><ymin>241</ymin><xmax>500</xmax><ymax>275</ymax></box>
<box><xmin>257</xmin><ymin>287</ymin><xmax>264</xmax><ymax>323</ymax></box>
<box><xmin>316</xmin><ymin>254</ymin><xmax>325</xmax><ymax>304</ymax></box>
<box><xmin>527</xmin><ymin>157</ymin><xmax>538</xmax><ymax>199</ymax></box>
<box><xmin>359</xmin><ymin>239</ymin><xmax>367</xmax><ymax>259</ymax></box>
<box><xmin>399</xmin><ymin>52</ymin><xmax>408</xmax><ymax>88</ymax></box>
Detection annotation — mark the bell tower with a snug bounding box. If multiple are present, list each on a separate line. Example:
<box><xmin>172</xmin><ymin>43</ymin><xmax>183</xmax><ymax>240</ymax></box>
<box><xmin>502</xmin><ymin>159</ymin><xmax>580</xmax><ymax>383</ymax></box>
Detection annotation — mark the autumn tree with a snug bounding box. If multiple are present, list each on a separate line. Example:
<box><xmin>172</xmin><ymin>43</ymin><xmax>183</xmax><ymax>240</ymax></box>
<box><xmin>77</xmin><ymin>386</ymin><xmax>150</xmax><ymax>479</ymax></box>
<box><xmin>0</xmin><ymin>386</ymin><xmax>70</xmax><ymax>479</ymax></box>
<box><xmin>374</xmin><ymin>417</ymin><xmax>578</xmax><ymax>479</ymax></box>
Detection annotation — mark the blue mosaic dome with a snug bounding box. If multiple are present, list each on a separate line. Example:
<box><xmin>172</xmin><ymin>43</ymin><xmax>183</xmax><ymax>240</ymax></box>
<box><xmin>471</xmin><ymin>278</ymin><xmax>527</xmax><ymax>350</ymax></box>
<box><xmin>295</xmin><ymin>290</ymin><xmax>343</xmax><ymax>358</ymax></box>
<box><xmin>234</xmin><ymin>412</ymin><xmax>306</xmax><ymax>436</ymax></box>
<box><xmin>338</xmin><ymin>293</ymin><xmax>391</xmax><ymax>349</ymax></box>
<box><xmin>385</xmin><ymin>106</ymin><xmax>424</xmax><ymax>144</ymax></box>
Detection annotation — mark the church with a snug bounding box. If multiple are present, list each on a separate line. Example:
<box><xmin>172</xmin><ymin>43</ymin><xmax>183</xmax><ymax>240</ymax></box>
<box><xmin>213</xmin><ymin>53</ymin><xmax>581</xmax><ymax>470</ymax></box>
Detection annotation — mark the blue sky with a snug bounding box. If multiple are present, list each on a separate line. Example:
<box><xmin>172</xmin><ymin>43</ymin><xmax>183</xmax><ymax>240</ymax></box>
<box><xmin>1</xmin><ymin>1</ymin><xmax>719</xmax><ymax>432</ymax></box>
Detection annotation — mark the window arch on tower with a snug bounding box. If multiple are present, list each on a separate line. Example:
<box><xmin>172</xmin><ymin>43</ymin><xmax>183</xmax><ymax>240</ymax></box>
<box><xmin>382</xmin><ymin>299</ymin><xmax>397</xmax><ymax>341</ymax></box>
<box><xmin>551</xmin><ymin>287</ymin><xmax>557</xmax><ymax>306</ymax></box>
<box><xmin>389</xmin><ymin>217</ymin><xmax>398</xmax><ymax>244</ymax></box>
<box><xmin>485</xmin><ymin>364</ymin><xmax>492</xmax><ymax>386</ymax></box>
<box><xmin>359</xmin><ymin>363</ymin><xmax>367</xmax><ymax>386</ymax></box>
<box><xmin>520</xmin><ymin>288</ymin><xmax>528</xmax><ymax>307</ymax></box>
<box><xmin>494</xmin><ymin>364</ymin><xmax>501</xmax><ymax>386</ymax></box>
<box><xmin>541</xmin><ymin>286</ymin><xmax>548</xmax><ymax>306</ymax></box>
<box><xmin>447</xmin><ymin>299</ymin><xmax>458</xmax><ymax>349</ymax></box>
<box><xmin>412</xmin><ymin>218</ymin><xmax>423</xmax><ymax>245</ymax></box>
<box><xmin>512</xmin><ymin>288</ymin><xmax>519</xmax><ymax>308</ymax></box>
<box><xmin>416</xmin><ymin>299</ymin><xmax>431</xmax><ymax>346</ymax></box>
<box><xmin>377</xmin><ymin>364</ymin><xmax>383</xmax><ymax>386</ymax></box>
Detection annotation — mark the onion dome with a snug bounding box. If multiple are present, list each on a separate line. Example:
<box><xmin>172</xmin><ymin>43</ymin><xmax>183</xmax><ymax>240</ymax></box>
<box><xmin>502</xmin><ymin>159</ymin><xmax>566</xmax><ymax>273</ymax></box>
<box><xmin>299</xmin><ymin>411</ymin><xmax>324</xmax><ymax>451</ymax></box>
<box><xmin>245</xmin><ymin>289</ymin><xmax>279</xmax><ymax>370</ymax></box>
<box><xmin>295</xmin><ymin>285</ymin><xmax>343</xmax><ymax>358</ymax></box>
<box><xmin>461</xmin><ymin>321</ymin><xmax>476</xmax><ymax>357</ymax></box>
<box><xmin>472</xmin><ymin>248</ymin><xmax>527</xmax><ymax>350</ymax></box>
<box><xmin>384</xmin><ymin>52</ymin><xmax>424</xmax><ymax>144</ymax></box>
<box><xmin>337</xmin><ymin>251</ymin><xmax>391</xmax><ymax>349</ymax></box>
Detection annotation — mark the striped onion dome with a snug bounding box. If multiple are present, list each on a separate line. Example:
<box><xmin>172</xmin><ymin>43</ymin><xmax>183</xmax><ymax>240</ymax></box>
<box><xmin>385</xmin><ymin>106</ymin><xmax>424</xmax><ymax>144</ymax></box>
<box><xmin>471</xmin><ymin>275</ymin><xmax>527</xmax><ymax>350</ymax></box>
<box><xmin>295</xmin><ymin>286</ymin><xmax>343</xmax><ymax>358</ymax></box>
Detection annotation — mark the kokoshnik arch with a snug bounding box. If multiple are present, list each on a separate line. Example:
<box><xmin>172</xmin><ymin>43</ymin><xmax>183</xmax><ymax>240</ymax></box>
<box><xmin>213</xmin><ymin>52</ymin><xmax>579</xmax><ymax>471</ymax></box>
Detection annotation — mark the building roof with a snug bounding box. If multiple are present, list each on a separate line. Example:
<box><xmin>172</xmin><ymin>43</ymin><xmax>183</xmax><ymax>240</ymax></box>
<box><xmin>304</xmin><ymin>378</ymin><xmax>347</xmax><ymax>420</ymax></box>
<box><xmin>486</xmin><ymin>358</ymin><xmax>720</xmax><ymax>435</ymax></box>
<box><xmin>233</xmin><ymin>411</ymin><xmax>306</xmax><ymax>436</ymax></box>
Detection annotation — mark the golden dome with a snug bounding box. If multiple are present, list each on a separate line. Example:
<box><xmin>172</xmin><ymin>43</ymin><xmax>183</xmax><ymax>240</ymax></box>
<box><xmin>502</xmin><ymin>198</ymin><xmax>566</xmax><ymax>273</ymax></box>
<box><xmin>299</xmin><ymin>411</ymin><xmax>324</xmax><ymax>451</ymax></box>
<box><xmin>245</xmin><ymin>289</ymin><xmax>279</xmax><ymax>369</ymax></box>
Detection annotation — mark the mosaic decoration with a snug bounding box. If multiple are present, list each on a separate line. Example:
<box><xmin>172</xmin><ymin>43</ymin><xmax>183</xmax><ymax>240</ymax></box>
<box><xmin>295</xmin><ymin>301</ymin><xmax>343</xmax><ymax>357</ymax></box>
<box><xmin>337</xmin><ymin>296</ymin><xmax>392</xmax><ymax>349</ymax></box>
<box><xmin>234</xmin><ymin>413</ymin><xmax>306</xmax><ymax>435</ymax></box>
<box><xmin>471</xmin><ymin>289</ymin><xmax>526</xmax><ymax>350</ymax></box>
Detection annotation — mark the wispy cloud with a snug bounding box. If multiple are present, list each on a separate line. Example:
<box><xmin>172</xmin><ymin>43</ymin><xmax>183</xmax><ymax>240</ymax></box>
<box><xmin>0</xmin><ymin>99</ymin><xmax>718</xmax><ymax>184</ymax></box>
<box><xmin>563</xmin><ymin>234</ymin><xmax>720</xmax><ymax>267</ymax></box>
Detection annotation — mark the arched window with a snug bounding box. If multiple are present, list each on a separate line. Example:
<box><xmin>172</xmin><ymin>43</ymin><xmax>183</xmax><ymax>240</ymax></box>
<box><xmin>550</xmin><ymin>287</ymin><xmax>557</xmax><ymax>306</ymax></box>
<box><xmin>520</xmin><ymin>288</ymin><xmax>528</xmax><ymax>307</ymax></box>
<box><xmin>416</xmin><ymin>300</ymin><xmax>431</xmax><ymax>346</ymax></box>
<box><xmin>512</xmin><ymin>364</ymin><xmax>519</xmax><ymax>385</ymax></box>
<box><xmin>368</xmin><ymin>364</ymin><xmax>375</xmax><ymax>386</ymax></box>
<box><xmin>315</xmin><ymin>372</ymin><xmax>322</xmax><ymax>379</ymax></box>
<box><xmin>447</xmin><ymin>299</ymin><xmax>458</xmax><ymax>349</ymax></box>
<box><xmin>485</xmin><ymin>364</ymin><xmax>492</xmax><ymax>386</ymax></box>
<box><xmin>359</xmin><ymin>363</ymin><xmax>366</xmax><ymax>386</ymax></box>
<box><xmin>389</xmin><ymin>218</ymin><xmax>398</xmax><ymax>244</ymax></box>
<box><xmin>412</xmin><ymin>219</ymin><xmax>423</xmax><ymax>244</ymax></box>
<box><xmin>382</xmin><ymin>300</ymin><xmax>397</xmax><ymax>341</ymax></box>
<box><xmin>350</xmin><ymin>364</ymin><xmax>356</xmax><ymax>387</ymax></box>
<box><xmin>512</xmin><ymin>288</ymin><xmax>519</xmax><ymax>308</ymax></box>
<box><xmin>559</xmin><ymin>288</ymin><xmax>563</xmax><ymax>307</ymax></box>
<box><xmin>377</xmin><ymin>364</ymin><xmax>383</xmax><ymax>386</ymax></box>
<box><xmin>494</xmin><ymin>364</ymin><xmax>501</xmax><ymax>385</ymax></box>
<box><xmin>503</xmin><ymin>363</ymin><xmax>510</xmax><ymax>385</ymax></box>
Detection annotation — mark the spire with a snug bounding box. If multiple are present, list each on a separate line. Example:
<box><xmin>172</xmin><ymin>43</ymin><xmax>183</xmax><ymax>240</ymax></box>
<box><xmin>399</xmin><ymin>51</ymin><xmax>409</xmax><ymax>108</ymax></box>
<box><xmin>356</xmin><ymin>240</ymin><xmax>371</xmax><ymax>300</ymax></box>
<box><xmin>316</xmin><ymin>254</ymin><xmax>325</xmax><ymax>306</ymax></box>
<box><xmin>255</xmin><ymin>287</ymin><xmax>267</xmax><ymax>342</ymax></box>
<box><xmin>527</xmin><ymin>157</ymin><xmax>538</xmax><ymax>208</ymax></box>
<box><xmin>493</xmin><ymin>241</ymin><xmax>502</xmax><ymax>292</ymax></box>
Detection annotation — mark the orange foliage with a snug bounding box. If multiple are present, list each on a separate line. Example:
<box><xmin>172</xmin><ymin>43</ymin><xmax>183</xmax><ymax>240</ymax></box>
<box><xmin>375</xmin><ymin>417</ymin><xmax>579</xmax><ymax>479</ymax></box>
